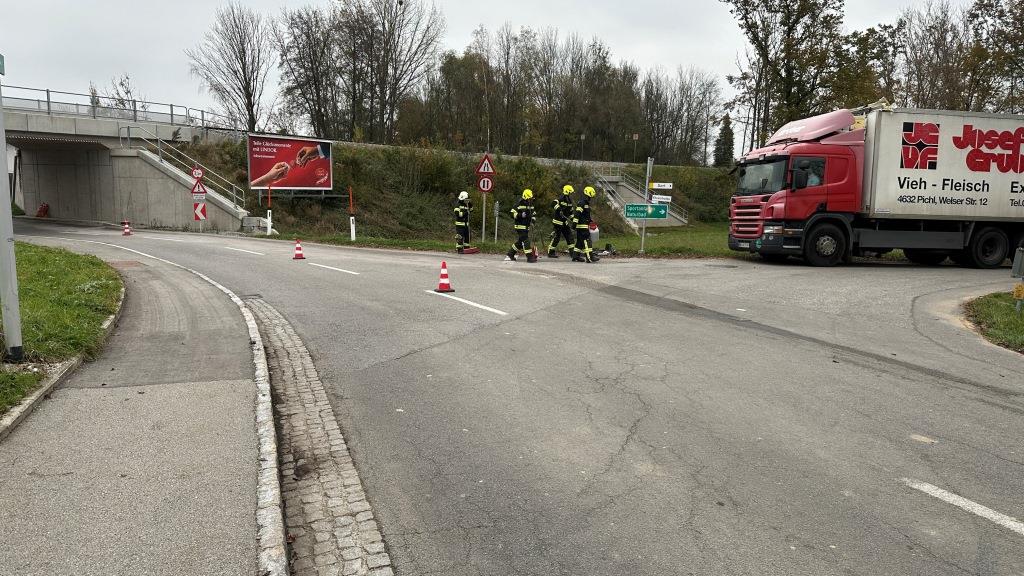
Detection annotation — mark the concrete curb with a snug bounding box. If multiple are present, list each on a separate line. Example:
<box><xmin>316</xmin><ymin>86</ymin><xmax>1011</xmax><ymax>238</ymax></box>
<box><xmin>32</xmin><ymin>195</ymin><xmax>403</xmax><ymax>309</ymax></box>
<box><xmin>0</xmin><ymin>281</ymin><xmax>125</xmax><ymax>443</ymax></box>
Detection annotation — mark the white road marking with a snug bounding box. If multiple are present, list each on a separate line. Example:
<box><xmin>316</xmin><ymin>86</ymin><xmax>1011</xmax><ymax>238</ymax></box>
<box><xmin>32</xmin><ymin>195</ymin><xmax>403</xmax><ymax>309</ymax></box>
<box><xmin>910</xmin><ymin>434</ymin><xmax>938</xmax><ymax>444</ymax></box>
<box><xmin>309</xmin><ymin>262</ymin><xmax>360</xmax><ymax>275</ymax></box>
<box><xmin>139</xmin><ymin>235</ymin><xmax>187</xmax><ymax>243</ymax></box>
<box><xmin>424</xmin><ymin>290</ymin><xmax>508</xmax><ymax>316</ymax></box>
<box><xmin>901</xmin><ymin>478</ymin><xmax>1024</xmax><ymax>537</ymax></box>
<box><xmin>224</xmin><ymin>246</ymin><xmax>265</xmax><ymax>256</ymax></box>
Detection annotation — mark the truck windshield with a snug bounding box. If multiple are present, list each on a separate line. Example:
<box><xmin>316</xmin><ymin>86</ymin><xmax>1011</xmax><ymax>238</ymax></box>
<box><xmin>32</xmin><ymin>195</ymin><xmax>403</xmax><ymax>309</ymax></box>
<box><xmin>735</xmin><ymin>159</ymin><xmax>788</xmax><ymax>196</ymax></box>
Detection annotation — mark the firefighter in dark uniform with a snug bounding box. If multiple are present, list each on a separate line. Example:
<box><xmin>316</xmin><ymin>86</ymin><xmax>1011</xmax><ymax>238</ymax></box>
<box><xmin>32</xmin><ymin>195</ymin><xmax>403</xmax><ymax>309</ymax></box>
<box><xmin>505</xmin><ymin>189</ymin><xmax>536</xmax><ymax>262</ymax></box>
<box><xmin>548</xmin><ymin>184</ymin><xmax>576</xmax><ymax>258</ymax></box>
<box><xmin>454</xmin><ymin>191</ymin><xmax>471</xmax><ymax>254</ymax></box>
<box><xmin>572</xmin><ymin>186</ymin><xmax>599</xmax><ymax>263</ymax></box>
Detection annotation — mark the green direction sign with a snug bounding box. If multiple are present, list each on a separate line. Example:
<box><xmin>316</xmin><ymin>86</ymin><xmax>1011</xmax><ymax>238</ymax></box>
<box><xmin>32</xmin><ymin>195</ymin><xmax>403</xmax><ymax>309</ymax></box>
<box><xmin>624</xmin><ymin>203</ymin><xmax>668</xmax><ymax>219</ymax></box>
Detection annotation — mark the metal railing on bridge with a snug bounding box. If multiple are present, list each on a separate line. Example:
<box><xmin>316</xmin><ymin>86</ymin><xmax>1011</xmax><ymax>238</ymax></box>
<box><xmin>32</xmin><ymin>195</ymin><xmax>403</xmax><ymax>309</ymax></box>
<box><xmin>1</xmin><ymin>84</ymin><xmax>240</xmax><ymax>131</ymax></box>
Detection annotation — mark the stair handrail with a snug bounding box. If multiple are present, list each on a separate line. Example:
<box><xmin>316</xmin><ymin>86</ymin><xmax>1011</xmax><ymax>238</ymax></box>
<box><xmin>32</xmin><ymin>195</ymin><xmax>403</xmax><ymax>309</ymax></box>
<box><xmin>617</xmin><ymin>170</ymin><xmax>689</xmax><ymax>225</ymax></box>
<box><xmin>118</xmin><ymin>125</ymin><xmax>245</xmax><ymax>209</ymax></box>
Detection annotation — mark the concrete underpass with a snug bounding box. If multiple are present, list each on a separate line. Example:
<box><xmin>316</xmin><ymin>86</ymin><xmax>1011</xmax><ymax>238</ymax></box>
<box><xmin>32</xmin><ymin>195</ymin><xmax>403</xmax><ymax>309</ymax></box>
<box><xmin>3</xmin><ymin>95</ymin><xmax>247</xmax><ymax>232</ymax></box>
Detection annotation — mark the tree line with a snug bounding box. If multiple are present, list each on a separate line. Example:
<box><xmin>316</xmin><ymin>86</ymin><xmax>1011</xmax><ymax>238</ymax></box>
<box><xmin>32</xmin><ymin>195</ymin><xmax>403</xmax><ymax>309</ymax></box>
<box><xmin>725</xmin><ymin>0</ymin><xmax>1024</xmax><ymax>153</ymax></box>
<box><xmin>186</xmin><ymin>0</ymin><xmax>724</xmax><ymax>166</ymax></box>
<box><xmin>184</xmin><ymin>0</ymin><xmax>1021</xmax><ymax>167</ymax></box>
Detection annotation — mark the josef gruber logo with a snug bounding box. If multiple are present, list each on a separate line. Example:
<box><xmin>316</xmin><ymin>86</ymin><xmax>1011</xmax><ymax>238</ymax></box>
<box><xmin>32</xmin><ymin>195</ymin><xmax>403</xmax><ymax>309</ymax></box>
<box><xmin>901</xmin><ymin>122</ymin><xmax>939</xmax><ymax>170</ymax></box>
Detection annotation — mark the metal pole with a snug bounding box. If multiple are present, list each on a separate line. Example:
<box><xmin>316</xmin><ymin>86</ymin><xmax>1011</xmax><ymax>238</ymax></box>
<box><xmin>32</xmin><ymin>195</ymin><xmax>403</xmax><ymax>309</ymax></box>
<box><xmin>170</xmin><ymin>104</ymin><xmax>174</xmax><ymax>125</ymax></box>
<box><xmin>0</xmin><ymin>83</ymin><xmax>24</xmax><ymax>361</ymax></box>
<box><xmin>45</xmin><ymin>89</ymin><xmax>51</xmax><ymax>115</ymax></box>
<box><xmin>481</xmin><ymin>194</ymin><xmax>486</xmax><ymax>244</ymax></box>
<box><xmin>639</xmin><ymin>156</ymin><xmax>653</xmax><ymax>255</ymax></box>
<box><xmin>494</xmin><ymin>200</ymin><xmax>499</xmax><ymax>243</ymax></box>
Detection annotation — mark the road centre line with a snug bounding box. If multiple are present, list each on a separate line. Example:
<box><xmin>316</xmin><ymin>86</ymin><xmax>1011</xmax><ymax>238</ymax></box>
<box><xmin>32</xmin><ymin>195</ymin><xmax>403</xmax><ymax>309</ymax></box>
<box><xmin>224</xmin><ymin>246</ymin><xmax>265</xmax><ymax>256</ymax></box>
<box><xmin>423</xmin><ymin>290</ymin><xmax>508</xmax><ymax>316</ymax></box>
<box><xmin>901</xmin><ymin>478</ymin><xmax>1024</xmax><ymax>537</ymax></box>
<box><xmin>309</xmin><ymin>262</ymin><xmax>360</xmax><ymax>275</ymax></box>
<box><xmin>139</xmin><ymin>235</ymin><xmax>186</xmax><ymax>242</ymax></box>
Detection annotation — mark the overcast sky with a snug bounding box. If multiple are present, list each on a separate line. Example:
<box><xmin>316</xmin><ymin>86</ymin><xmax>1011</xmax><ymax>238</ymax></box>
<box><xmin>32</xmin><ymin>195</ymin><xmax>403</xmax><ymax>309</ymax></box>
<box><xmin>1</xmin><ymin>0</ymin><xmax>955</xmax><ymax>113</ymax></box>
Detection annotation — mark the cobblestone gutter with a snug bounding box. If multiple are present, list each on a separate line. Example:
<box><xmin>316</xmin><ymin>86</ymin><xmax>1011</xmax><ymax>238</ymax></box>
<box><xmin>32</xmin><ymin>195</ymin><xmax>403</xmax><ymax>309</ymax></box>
<box><xmin>248</xmin><ymin>298</ymin><xmax>394</xmax><ymax>576</ymax></box>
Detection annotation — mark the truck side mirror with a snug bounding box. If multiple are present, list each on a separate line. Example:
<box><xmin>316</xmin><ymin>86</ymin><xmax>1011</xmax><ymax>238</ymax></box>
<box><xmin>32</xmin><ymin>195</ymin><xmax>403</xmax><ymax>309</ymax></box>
<box><xmin>792</xmin><ymin>169</ymin><xmax>808</xmax><ymax>190</ymax></box>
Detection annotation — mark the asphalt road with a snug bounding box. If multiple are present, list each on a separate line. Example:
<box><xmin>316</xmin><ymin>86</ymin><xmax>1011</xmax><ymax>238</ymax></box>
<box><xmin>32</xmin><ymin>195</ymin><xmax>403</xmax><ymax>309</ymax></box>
<box><xmin>16</xmin><ymin>219</ymin><xmax>1024</xmax><ymax>576</ymax></box>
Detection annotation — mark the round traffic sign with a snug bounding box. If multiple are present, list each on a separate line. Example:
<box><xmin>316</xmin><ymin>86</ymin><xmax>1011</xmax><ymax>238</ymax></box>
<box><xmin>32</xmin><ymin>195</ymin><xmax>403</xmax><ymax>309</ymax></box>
<box><xmin>191</xmin><ymin>167</ymin><xmax>204</xmax><ymax>179</ymax></box>
<box><xmin>477</xmin><ymin>175</ymin><xmax>493</xmax><ymax>193</ymax></box>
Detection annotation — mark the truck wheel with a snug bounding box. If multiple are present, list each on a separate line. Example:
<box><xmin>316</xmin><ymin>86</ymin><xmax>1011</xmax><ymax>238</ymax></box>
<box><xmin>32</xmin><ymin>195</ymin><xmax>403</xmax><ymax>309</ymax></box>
<box><xmin>903</xmin><ymin>249</ymin><xmax>948</xmax><ymax>266</ymax></box>
<box><xmin>803</xmin><ymin>223</ymin><xmax>846</xmax><ymax>267</ymax></box>
<box><xmin>966</xmin><ymin>226</ymin><xmax>1009</xmax><ymax>269</ymax></box>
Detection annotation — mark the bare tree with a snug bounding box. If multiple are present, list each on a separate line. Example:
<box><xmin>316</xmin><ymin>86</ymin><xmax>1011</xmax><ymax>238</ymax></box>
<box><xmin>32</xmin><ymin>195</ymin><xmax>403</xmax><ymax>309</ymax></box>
<box><xmin>186</xmin><ymin>2</ymin><xmax>275</xmax><ymax>131</ymax></box>
<box><xmin>344</xmin><ymin>0</ymin><xmax>445</xmax><ymax>143</ymax></box>
<box><xmin>88</xmin><ymin>74</ymin><xmax>148</xmax><ymax>119</ymax></box>
<box><xmin>276</xmin><ymin>6</ymin><xmax>346</xmax><ymax>138</ymax></box>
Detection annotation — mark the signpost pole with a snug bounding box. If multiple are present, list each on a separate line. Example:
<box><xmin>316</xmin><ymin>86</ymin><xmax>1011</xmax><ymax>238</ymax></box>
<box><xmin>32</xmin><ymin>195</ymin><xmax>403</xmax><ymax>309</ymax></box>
<box><xmin>0</xmin><ymin>73</ymin><xmax>24</xmax><ymax>361</ymax></box>
<box><xmin>481</xmin><ymin>194</ymin><xmax>486</xmax><ymax>245</ymax></box>
<box><xmin>639</xmin><ymin>157</ymin><xmax>653</xmax><ymax>255</ymax></box>
<box><xmin>494</xmin><ymin>201</ymin><xmax>499</xmax><ymax>243</ymax></box>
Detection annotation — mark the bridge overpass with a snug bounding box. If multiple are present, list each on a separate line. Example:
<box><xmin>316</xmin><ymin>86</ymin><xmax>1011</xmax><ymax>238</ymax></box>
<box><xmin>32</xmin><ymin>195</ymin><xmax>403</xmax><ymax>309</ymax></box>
<box><xmin>2</xmin><ymin>84</ymin><xmax>248</xmax><ymax>231</ymax></box>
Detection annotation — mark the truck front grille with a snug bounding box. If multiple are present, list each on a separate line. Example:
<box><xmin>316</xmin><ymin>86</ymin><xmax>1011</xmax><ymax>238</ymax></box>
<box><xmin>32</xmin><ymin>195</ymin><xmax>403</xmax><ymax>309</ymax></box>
<box><xmin>730</xmin><ymin>200</ymin><xmax>766</xmax><ymax>238</ymax></box>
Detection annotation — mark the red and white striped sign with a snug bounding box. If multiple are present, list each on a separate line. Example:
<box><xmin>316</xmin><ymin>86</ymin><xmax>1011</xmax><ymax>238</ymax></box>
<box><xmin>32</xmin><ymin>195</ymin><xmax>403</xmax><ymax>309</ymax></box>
<box><xmin>194</xmin><ymin>202</ymin><xmax>207</xmax><ymax>221</ymax></box>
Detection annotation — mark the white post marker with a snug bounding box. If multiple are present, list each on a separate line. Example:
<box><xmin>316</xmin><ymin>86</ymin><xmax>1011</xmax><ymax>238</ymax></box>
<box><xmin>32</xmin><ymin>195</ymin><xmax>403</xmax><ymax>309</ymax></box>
<box><xmin>266</xmin><ymin>209</ymin><xmax>272</xmax><ymax>236</ymax></box>
<box><xmin>350</xmin><ymin>216</ymin><xmax>356</xmax><ymax>242</ymax></box>
<box><xmin>0</xmin><ymin>63</ymin><xmax>24</xmax><ymax>361</ymax></box>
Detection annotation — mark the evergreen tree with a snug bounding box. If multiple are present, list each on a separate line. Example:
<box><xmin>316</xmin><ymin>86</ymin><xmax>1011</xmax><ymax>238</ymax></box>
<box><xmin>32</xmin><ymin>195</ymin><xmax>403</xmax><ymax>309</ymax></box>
<box><xmin>713</xmin><ymin>114</ymin><xmax>735</xmax><ymax>167</ymax></box>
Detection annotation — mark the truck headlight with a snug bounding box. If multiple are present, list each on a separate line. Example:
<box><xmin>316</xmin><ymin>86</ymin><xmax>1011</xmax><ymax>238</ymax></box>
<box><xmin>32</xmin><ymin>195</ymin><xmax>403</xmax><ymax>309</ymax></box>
<box><xmin>763</xmin><ymin>225</ymin><xmax>783</xmax><ymax>234</ymax></box>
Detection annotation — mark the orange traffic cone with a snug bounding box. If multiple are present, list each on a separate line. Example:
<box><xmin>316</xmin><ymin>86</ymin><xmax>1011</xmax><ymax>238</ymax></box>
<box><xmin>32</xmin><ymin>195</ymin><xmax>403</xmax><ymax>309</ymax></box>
<box><xmin>434</xmin><ymin>261</ymin><xmax>454</xmax><ymax>293</ymax></box>
<box><xmin>293</xmin><ymin>239</ymin><xmax>306</xmax><ymax>260</ymax></box>
<box><xmin>122</xmin><ymin>222</ymin><xmax>132</xmax><ymax>236</ymax></box>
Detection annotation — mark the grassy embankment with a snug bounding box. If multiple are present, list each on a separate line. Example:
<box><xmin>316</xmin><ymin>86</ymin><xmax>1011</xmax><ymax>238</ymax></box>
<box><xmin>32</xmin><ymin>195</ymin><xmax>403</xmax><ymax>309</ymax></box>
<box><xmin>965</xmin><ymin>291</ymin><xmax>1024</xmax><ymax>354</ymax></box>
<box><xmin>0</xmin><ymin>243</ymin><xmax>122</xmax><ymax>415</ymax></box>
<box><xmin>180</xmin><ymin>139</ymin><xmax>738</xmax><ymax>256</ymax></box>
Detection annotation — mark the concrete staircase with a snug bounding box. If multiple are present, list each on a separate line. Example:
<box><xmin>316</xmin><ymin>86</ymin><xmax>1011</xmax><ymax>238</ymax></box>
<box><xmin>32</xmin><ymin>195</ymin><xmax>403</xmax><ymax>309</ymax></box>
<box><xmin>593</xmin><ymin>166</ymin><xmax>689</xmax><ymax>230</ymax></box>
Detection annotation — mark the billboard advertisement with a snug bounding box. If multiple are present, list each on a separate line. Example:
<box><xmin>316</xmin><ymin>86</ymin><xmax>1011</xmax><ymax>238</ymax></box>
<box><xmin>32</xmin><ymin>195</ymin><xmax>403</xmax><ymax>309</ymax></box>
<box><xmin>247</xmin><ymin>134</ymin><xmax>333</xmax><ymax>190</ymax></box>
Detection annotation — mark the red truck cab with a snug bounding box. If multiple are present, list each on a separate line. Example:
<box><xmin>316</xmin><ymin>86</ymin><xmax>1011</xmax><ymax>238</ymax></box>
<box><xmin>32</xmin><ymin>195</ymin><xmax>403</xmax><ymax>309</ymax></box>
<box><xmin>729</xmin><ymin>110</ymin><xmax>865</xmax><ymax>265</ymax></box>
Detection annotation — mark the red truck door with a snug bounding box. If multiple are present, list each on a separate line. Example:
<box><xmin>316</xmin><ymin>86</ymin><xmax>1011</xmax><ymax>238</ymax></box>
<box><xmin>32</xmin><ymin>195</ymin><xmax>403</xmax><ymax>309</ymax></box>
<box><xmin>790</xmin><ymin>156</ymin><xmax>827</xmax><ymax>218</ymax></box>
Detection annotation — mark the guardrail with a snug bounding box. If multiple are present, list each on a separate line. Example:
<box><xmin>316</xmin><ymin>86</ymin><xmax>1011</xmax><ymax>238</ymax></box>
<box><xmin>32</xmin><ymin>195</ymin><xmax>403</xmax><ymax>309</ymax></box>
<box><xmin>119</xmin><ymin>125</ymin><xmax>246</xmax><ymax>209</ymax></box>
<box><xmin>1</xmin><ymin>84</ymin><xmax>239</xmax><ymax>131</ymax></box>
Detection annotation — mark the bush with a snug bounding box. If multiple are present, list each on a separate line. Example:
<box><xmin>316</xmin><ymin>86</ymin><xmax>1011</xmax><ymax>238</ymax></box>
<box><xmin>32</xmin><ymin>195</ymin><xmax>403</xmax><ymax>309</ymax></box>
<box><xmin>181</xmin><ymin>139</ymin><xmax>632</xmax><ymax>241</ymax></box>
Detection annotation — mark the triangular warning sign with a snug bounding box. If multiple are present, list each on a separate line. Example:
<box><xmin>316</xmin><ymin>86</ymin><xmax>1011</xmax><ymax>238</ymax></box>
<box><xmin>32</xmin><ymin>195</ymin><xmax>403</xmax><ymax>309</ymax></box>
<box><xmin>475</xmin><ymin>154</ymin><xmax>495</xmax><ymax>175</ymax></box>
<box><xmin>191</xmin><ymin>180</ymin><xmax>208</xmax><ymax>195</ymax></box>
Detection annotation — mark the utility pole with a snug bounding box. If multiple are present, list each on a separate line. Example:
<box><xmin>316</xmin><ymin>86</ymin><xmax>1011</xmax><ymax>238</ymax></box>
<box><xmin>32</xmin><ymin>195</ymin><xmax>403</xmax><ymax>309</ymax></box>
<box><xmin>580</xmin><ymin>133</ymin><xmax>585</xmax><ymax>162</ymax></box>
<box><xmin>639</xmin><ymin>156</ymin><xmax>653</xmax><ymax>256</ymax></box>
<box><xmin>0</xmin><ymin>60</ymin><xmax>25</xmax><ymax>361</ymax></box>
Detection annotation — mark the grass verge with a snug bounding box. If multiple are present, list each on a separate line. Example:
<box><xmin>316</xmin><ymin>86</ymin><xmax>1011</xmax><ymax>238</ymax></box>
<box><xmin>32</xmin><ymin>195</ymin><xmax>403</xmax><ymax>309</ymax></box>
<box><xmin>964</xmin><ymin>291</ymin><xmax>1024</xmax><ymax>354</ymax></box>
<box><xmin>264</xmin><ymin>222</ymin><xmax>741</xmax><ymax>259</ymax></box>
<box><xmin>0</xmin><ymin>242</ymin><xmax>122</xmax><ymax>415</ymax></box>
<box><xmin>602</xmin><ymin>222</ymin><xmax>743</xmax><ymax>258</ymax></box>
